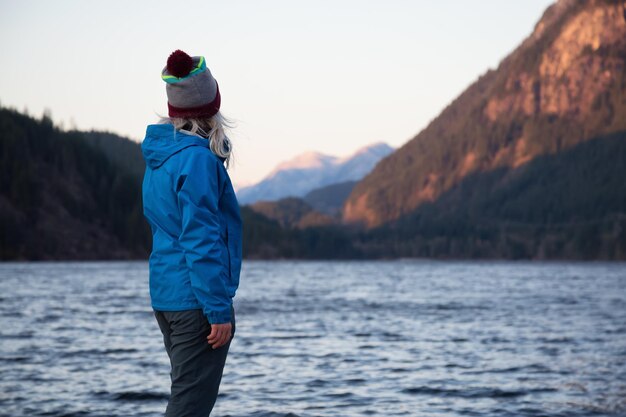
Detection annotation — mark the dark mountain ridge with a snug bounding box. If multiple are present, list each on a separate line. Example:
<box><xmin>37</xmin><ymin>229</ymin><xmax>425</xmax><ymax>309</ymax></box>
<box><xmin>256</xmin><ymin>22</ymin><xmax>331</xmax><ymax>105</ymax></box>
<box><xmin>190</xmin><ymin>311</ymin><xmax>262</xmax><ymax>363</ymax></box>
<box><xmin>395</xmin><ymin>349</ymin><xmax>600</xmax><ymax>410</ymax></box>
<box><xmin>0</xmin><ymin>108</ymin><xmax>149</xmax><ymax>260</ymax></box>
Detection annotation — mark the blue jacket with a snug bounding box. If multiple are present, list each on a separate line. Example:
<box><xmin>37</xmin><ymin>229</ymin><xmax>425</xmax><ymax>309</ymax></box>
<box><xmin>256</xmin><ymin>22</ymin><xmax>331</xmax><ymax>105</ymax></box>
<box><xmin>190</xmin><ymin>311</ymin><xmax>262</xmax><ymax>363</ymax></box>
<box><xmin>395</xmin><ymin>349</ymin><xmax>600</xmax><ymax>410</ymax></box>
<box><xmin>141</xmin><ymin>123</ymin><xmax>242</xmax><ymax>324</ymax></box>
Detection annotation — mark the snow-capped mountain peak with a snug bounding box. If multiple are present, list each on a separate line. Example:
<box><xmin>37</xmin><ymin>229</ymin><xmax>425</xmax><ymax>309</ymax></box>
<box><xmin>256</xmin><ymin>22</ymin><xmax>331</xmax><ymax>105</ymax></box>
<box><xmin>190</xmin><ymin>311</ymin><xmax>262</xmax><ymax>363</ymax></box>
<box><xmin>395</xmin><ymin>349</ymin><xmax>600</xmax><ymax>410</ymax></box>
<box><xmin>268</xmin><ymin>151</ymin><xmax>338</xmax><ymax>177</ymax></box>
<box><xmin>236</xmin><ymin>142</ymin><xmax>395</xmax><ymax>205</ymax></box>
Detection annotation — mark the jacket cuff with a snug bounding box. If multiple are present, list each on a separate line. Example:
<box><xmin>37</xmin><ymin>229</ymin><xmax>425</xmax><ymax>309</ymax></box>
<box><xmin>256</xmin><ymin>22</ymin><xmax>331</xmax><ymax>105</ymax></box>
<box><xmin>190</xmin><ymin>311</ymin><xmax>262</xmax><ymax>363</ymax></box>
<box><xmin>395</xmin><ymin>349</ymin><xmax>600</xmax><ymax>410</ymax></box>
<box><xmin>205</xmin><ymin>305</ymin><xmax>232</xmax><ymax>324</ymax></box>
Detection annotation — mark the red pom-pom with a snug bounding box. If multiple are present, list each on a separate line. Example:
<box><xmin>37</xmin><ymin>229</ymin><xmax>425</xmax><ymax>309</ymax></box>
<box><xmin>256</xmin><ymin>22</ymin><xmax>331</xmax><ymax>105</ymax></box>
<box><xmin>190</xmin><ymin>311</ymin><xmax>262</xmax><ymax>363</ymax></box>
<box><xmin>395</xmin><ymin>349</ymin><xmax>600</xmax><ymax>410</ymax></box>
<box><xmin>167</xmin><ymin>50</ymin><xmax>194</xmax><ymax>78</ymax></box>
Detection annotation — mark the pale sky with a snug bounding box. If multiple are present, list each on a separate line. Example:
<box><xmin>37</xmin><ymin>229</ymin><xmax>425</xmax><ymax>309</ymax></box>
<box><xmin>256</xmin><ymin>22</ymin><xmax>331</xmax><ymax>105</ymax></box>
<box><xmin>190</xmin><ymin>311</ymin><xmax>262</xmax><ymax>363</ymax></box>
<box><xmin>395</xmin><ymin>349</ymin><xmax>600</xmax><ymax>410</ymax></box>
<box><xmin>0</xmin><ymin>0</ymin><xmax>554</xmax><ymax>189</ymax></box>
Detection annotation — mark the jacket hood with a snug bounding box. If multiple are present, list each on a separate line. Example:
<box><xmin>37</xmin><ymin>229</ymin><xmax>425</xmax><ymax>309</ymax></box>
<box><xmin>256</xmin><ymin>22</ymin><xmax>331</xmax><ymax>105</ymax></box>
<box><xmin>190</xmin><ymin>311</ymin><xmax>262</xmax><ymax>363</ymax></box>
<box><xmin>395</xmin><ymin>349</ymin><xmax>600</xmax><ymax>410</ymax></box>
<box><xmin>141</xmin><ymin>124</ymin><xmax>225</xmax><ymax>169</ymax></box>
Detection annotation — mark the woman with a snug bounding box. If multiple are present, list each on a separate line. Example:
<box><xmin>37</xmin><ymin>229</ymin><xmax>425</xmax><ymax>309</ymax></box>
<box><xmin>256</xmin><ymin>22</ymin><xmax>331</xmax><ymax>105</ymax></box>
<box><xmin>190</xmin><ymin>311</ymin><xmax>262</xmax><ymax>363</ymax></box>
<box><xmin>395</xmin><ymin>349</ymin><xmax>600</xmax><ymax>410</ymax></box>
<box><xmin>141</xmin><ymin>49</ymin><xmax>242</xmax><ymax>416</ymax></box>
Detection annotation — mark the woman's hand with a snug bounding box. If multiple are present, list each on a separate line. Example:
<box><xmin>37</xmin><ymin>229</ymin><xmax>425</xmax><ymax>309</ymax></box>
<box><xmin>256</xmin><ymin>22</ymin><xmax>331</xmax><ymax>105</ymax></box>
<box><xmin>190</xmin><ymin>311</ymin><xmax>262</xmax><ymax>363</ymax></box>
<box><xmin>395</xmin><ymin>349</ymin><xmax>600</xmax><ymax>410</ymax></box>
<box><xmin>207</xmin><ymin>322</ymin><xmax>232</xmax><ymax>349</ymax></box>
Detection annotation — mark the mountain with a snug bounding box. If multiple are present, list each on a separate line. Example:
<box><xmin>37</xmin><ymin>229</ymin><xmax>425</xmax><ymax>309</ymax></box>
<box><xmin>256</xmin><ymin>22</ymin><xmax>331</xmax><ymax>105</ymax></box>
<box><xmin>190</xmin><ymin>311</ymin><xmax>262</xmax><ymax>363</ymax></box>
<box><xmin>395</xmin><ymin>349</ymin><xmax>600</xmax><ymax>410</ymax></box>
<box><xmin>0</xmin><ymin>106</ymin><xmax>366</xmax><ymax>260</ymax></box>
<box><xmin>360</xmin><ymin>130</ymin><xmax>626</xmax><ymax>260</ymax></box>
<box><xmin>236</xmin><ymin>142</ymin><xmax>394</xmax><ymax>204</ymax></box>
<box><xmin>303</xmin><ymin>180</ymin><xmax>358</xmax><ymax>216</ymax></box>
<box><xmin>0</xmin><ymin>107</ymin><xmax>150</xmax><ymax>260</ymax></box>
<box><xmin>239</xmin><ymin>205</ymin><xmax>361</xmax><ymax>259</ymax></box>
<box><xmin>270</xmin><ymin>151</ymin><xmax>337</xmax><ymax>172</ymax></box>
<box><xmin>244</xmin><ymin>180</ymin><xmax>357</xmax><ymax>230</ymax></box>
<box><xmin>249</xmin><ymin>197</ymin><xmax>336</xmax><ymax>229</ymax></box>
<box><xmin>81</xmin><ymin>131</ymin><xmax>145</xmax><ymax>181</ymax></box>
<box><xmin>342</xmin><ymin>0</ymin><xmax>626</xmax><ymax>228</ymax></box>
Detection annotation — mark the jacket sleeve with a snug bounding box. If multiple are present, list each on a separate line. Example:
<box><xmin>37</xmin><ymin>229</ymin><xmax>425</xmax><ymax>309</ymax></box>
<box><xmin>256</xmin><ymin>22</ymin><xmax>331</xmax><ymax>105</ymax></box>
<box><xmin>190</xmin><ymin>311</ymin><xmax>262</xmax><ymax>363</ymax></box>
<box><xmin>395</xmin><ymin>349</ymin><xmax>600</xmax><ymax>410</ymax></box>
<box><xmin>176</xmin><ymin>148</ymin><xmax>232</xmax><ymax>324</ymax></box>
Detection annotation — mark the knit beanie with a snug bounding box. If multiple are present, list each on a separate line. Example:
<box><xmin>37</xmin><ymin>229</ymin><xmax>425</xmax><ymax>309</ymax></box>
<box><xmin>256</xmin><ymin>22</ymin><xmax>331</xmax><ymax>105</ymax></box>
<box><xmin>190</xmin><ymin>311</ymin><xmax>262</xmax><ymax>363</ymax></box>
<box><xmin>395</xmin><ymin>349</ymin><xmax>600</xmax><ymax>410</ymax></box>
<box><xmin>161</xmin><ymin>50</ymin><xmax>221</xmax><ymax>118</ymax></box>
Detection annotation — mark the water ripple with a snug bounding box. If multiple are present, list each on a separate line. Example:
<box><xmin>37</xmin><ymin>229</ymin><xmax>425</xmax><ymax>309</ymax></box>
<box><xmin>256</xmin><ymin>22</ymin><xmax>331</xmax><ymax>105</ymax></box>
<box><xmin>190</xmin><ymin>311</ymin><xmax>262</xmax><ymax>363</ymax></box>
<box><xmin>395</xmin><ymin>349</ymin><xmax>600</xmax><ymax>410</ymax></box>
<box><xmin>0</xmin><ymin>260</ymin><xmax>625</xmax><ymax>417</ymax></box>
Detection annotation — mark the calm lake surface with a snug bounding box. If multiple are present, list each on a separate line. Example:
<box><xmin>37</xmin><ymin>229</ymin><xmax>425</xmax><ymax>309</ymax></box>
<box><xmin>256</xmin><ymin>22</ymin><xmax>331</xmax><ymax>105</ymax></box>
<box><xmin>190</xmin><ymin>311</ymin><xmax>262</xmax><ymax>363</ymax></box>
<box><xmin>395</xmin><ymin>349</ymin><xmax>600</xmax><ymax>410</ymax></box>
<box><xmin>0</xmin><ymin>260</ymin><xmax>625</xmax><ymax>417</ymax></box>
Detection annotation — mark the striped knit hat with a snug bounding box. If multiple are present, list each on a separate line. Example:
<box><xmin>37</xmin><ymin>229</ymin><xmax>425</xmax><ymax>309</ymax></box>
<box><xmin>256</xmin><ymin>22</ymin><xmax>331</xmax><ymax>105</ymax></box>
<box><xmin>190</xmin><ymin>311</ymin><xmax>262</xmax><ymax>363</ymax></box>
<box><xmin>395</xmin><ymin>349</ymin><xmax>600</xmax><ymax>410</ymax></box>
<box><xmin>161</xmin><ymin>50</ymin><xmax>221</xmax><ymax>118</ymax></box>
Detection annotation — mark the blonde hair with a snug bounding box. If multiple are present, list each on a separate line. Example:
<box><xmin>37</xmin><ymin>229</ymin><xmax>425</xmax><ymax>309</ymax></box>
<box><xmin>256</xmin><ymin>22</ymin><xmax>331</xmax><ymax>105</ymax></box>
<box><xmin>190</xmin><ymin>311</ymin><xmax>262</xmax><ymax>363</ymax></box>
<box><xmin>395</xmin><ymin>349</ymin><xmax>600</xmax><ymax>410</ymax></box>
<box><xmin>158</xmin><ymin>111</ymin><xmax>234</xmax><ymax>169</ymax></box>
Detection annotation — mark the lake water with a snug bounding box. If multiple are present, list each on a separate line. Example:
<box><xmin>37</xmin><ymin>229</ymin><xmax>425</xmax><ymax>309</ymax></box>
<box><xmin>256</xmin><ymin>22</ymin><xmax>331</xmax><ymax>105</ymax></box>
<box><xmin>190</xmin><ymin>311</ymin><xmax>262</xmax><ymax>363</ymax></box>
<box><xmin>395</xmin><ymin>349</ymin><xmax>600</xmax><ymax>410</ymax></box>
<box><xmin>0</xmin><ymin>260</ymin><xmax>625</xmax><ymax>417</ymax></box>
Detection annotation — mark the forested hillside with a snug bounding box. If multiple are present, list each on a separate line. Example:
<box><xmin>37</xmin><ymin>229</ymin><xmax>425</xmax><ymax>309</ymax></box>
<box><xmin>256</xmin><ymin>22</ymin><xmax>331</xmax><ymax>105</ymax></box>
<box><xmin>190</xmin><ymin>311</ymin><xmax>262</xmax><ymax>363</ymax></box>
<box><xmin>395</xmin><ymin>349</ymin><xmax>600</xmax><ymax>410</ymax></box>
<box><xmin>360</xmin><ymin>130</ymin><xmax>626</xmax><ymax>259</ymax></box>
<box><xmin>0</xmin><ymin>108</ymin><xmax>149</xmax><ymax>259</ymax></box>
<box><xmin>0</xmin><ymin>108</ymin><xmax>363</xmax><ymax>260</ymax></box>
<box><xmin>343</xmin><ymin>0</ymin><xmax>626</xmax><ymax>228</ymax></box>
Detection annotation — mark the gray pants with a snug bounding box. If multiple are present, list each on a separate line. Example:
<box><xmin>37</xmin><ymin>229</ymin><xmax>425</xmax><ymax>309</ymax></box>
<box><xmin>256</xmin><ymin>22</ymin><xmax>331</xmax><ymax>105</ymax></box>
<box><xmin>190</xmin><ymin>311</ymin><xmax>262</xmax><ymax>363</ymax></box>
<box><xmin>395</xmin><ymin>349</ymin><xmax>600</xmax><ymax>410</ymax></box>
<box><xmin>154</xmin><ymin>305</ymin><xmax>235</xmax><ymax>417</ymax></box>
